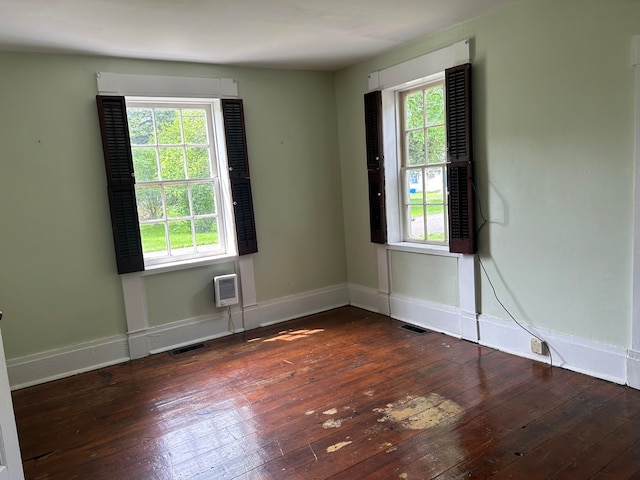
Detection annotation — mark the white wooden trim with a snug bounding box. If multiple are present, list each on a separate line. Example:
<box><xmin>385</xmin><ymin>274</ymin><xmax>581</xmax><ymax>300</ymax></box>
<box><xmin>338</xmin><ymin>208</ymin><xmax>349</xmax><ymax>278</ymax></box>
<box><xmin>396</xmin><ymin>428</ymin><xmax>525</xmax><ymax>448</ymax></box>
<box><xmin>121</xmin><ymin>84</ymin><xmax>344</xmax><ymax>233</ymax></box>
<box><xmin>348</xmin><ymin>283</ymin><xmax>381</xmax><ymax>313</ymax></box>
<box><xmin>478</xmin><ymin>314</ymin><xmax>627</xmax><ymax>385</ymax></box>
<box><xmin>368</xmin><ymin>39</ymin><xmax>470</xmax><ymax>91</ymax></box>
<box><xmin>376</xmin><ymin>245</ymin><xmax>391</xmax><ymax>315</ymax></box>
<box><xmin>458</xmin><ymin>254</ymin><xmax>478</xmax><ymax>342</ymax></box>
<box><xmin>389</xmin><ymin>294</ymin><xmax>462</xmax><ymax>337</ymax></box>
<box><xmin>0</xmin><ymin>329</ymin><xmax>24</xmax><ymax>480</ymax></box>
<box><xmin>257</xmin><ymin>284</ymin><xmax>349</xmax><ymax>327</ymax></box>
<box><xmin>146</xmin><ymin>308</ymin><xmax>242</xmax><ymax>354</ymax></box>
<box><xmin>7</xmin><ymin>335</ymin><xmax>130</xmax><ymax>390</ymax></box>
<box><xmin>96</xmin><ymin>72</ymin><xmax>238</xmax><ymax>98</ymax></box>
<box><xmin>627</xmin><ymin>349</ymin><xmax>640</xmax><ymax>389</ymax></box>
<box><xmin>120</xmin><ymin>273</ymin><xmax>149</xmax><ymax>359</ymax></box>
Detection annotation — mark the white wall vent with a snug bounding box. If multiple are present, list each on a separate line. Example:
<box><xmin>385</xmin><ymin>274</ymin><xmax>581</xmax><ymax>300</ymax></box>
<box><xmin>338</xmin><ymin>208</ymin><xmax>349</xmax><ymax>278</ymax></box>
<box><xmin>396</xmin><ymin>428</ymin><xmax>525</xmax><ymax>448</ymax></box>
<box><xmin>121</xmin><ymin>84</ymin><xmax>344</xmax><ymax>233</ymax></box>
<box><xmin>214</xmin><ymin>274</ymin><xmax>239</xmax><ymax>307</ymax></box>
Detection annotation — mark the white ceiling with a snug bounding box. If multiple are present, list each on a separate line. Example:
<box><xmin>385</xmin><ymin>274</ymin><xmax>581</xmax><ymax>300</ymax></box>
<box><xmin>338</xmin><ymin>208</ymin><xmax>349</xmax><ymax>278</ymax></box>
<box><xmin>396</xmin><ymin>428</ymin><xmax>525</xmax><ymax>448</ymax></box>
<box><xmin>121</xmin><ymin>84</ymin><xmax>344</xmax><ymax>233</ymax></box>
<box><xmin>0</xmin><ymin>0</ymin><xmax>519</xmax><ymax>71</ymax></box>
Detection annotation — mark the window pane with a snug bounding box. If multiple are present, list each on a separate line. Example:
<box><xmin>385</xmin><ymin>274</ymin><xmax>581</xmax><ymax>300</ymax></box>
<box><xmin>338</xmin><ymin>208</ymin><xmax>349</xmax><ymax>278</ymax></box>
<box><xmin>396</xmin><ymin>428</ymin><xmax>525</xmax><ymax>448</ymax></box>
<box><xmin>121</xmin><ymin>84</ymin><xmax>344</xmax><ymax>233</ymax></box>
<box><xmin>195</xmin><ymin>218</ymin><xmax>219</xmax><ymax>250</ymax></box>
<box><xmin>136</xmin><ymin>186</ymin><xmax>163</xmax><ymax>221</ymax></box>
<box><xmin>165</xmin><ymin>184</ymin><xmax>190</xmax><ymax>218</ymax></box>
<box><xmin>406</xmin><ymin>169</ymin><xmax>423</xmax><ymax>204</ymax></box>
<box><xmin>407</xmin><ymin>130</ymin><xmax>425</xmax><ymax>166</ymax></box>
<box><xmin>131</xmin><ymin>147</ymin><xmax>159</xmax><ymax>182</ymax></box>
<box><xmin>127</xmin><ymin>108</ymin><xmax>155</xmax><ymax>145</ymax></box>
<box><xmin>192</xmin><ymin>183</ymin><xmax>216</xmax><ymax>215</ymax></box>
<box><xmin>140</xmin><ymin>223</ymin><xmax>167</xmax><ymax>254</ymax></box>
<box><xmin>425</xmin><ymin>167</ymin><xmax>444</xmax><ymax>204</ymax></box>
<box><xmin>408</xmin><ymin>205</ymin><xmax>425</xmax><ymax>240</ymax></box>
<box><xmin>155</xmin><ymin>109</ymin><xmax>182</xmax><ymax>144</ymax></box>
<box><xmin>182</xmin><ymin>109</ymin><xmax>208</xmax><ymax>144</ymax></box>
<box><xmin>405</xmin><ymin>91</ymin><xmax>424</xmax><ymax>129</ymax></box>
<box><xmin>168</xmin><ymin>220</ymin><xmax>193</xmax><ymax>250</ymax></box>
<box><xmin>159</xmin><ymin>147</ymin><xmax>186</xmax><ymax>180</ymax></box>
<box><xmin>426</xmin><ymin>85</ymin><xmax>445</xmax><ymax>126</ymax></box>
<box><xmin>427</xmin><ymin>125</ymin><xmax>446</xmax><ymax>164</ymax></box>
<box><xmin>186</xmin><ymin>147</ymin><xmax>212</xmax><ymax>179</ymax></box>
<box><xmin>426</xmin><ymin>210</ymin><xmax>446</xmax><ymax>242</ymax></box>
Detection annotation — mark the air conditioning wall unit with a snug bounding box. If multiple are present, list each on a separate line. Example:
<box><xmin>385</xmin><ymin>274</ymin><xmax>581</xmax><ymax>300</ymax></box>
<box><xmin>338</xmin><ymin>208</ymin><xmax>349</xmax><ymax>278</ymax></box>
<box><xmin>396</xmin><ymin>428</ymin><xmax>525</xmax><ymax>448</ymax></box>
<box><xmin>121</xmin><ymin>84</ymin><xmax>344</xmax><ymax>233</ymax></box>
<box><xmin>213</xmin><ymin>274</ymin><xmax>239</xmax><ymax>307</ymax></box>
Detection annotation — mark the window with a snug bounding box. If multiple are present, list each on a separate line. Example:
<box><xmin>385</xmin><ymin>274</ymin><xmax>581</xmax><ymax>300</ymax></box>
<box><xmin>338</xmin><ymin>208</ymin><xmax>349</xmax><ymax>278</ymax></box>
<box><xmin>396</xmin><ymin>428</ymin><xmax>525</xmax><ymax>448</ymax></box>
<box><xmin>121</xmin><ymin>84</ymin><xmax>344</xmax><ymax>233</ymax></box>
<box><xmin>97</xmin><ymin>96</ymin><xmax>258</xmax><ymax>274</ymax></box>
<box><xmin>126</xmin><ymin>100</ymin><xmax>229</xmax><ymax>265</ymax></box>
<box><xmin>364</xmin><ymin>61</ymin><xmax>475</xmax><ymax>254</ymax></box>
<box><xmin>400</xmin><ymin>81</ymin><xmax>448</xmax><ymax>244</ymax></box>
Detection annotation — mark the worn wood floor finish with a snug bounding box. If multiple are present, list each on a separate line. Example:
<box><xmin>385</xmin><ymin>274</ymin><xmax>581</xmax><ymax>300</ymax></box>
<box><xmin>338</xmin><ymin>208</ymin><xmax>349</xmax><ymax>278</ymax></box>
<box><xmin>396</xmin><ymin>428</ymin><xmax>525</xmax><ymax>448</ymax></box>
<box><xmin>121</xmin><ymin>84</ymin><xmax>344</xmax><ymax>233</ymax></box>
<box><xmin>12</xmin><ymin>306</ymin><xmax>640</xmax><ymax>479</ymax></box>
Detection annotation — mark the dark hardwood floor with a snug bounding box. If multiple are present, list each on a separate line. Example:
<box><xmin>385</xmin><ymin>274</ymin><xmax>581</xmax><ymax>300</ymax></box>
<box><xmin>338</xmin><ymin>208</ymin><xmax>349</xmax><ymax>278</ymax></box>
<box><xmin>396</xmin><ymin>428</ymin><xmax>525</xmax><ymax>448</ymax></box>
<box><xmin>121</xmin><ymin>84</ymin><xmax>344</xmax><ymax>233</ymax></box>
<box><xmin>12</xmin><ymin>306</ymin><xmax>640</xmax><ymax>479</ymax></box>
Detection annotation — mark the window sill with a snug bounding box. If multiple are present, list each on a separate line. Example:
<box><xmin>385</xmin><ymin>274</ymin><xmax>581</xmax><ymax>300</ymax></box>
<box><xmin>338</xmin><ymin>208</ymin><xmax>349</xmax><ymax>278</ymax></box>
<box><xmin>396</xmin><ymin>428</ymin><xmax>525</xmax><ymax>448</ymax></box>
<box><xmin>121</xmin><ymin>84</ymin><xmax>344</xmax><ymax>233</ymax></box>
<box><xmin>386</xmin><ymin>242</ymin><xmax>460</xmax><ymax>258</ymax></box>
<box><xmin>139</xmin><ymin>253</ymin><xmax>239</xmax><ymax>276</ymax></box>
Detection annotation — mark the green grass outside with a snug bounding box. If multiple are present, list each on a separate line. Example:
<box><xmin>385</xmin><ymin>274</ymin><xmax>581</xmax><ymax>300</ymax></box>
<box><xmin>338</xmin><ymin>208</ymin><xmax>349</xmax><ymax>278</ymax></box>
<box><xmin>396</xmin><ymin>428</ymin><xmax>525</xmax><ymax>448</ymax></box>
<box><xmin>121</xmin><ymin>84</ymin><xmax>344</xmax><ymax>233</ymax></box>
<box><xmin>141</xmin><ymin>223</ymin><xmax>219</xmax><ymax>253</ymax></box>
<box><xmin>409</xmin><ymin>190</ymin><xmax>444</xmax><ymax>216</ymax></box>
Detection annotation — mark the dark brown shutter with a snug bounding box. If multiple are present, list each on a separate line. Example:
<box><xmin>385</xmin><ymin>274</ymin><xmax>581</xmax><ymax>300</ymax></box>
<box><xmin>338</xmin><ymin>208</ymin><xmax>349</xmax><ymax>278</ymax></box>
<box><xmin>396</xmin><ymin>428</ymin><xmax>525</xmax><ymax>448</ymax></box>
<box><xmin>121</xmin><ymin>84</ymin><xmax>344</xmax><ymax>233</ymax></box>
<box><xmin>96</xmin><ymin>95</ymin><xmax>145</xmax><ymax>274</ymax></box>
<box><xmin>222</xmin><ymin>99</ymin><xmax>258</xmax><ymax>255</ymax></box>
<box><xmin>445</xmin><ymin>64</ymin><xmax>476</xmax><ymax>254</ymax></box>
<box><xmin>364</xmin><ymin>90</ymin><xmax>386</xmax><ymax>244</ymax></box>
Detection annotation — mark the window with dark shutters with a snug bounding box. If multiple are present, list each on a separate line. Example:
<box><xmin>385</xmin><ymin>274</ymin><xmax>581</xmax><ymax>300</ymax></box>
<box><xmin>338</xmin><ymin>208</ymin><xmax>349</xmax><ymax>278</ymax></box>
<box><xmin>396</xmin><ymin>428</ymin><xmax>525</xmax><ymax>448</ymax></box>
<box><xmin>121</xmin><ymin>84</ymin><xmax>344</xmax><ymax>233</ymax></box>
<box><xmin>364</xmin><ymin>90</ymin><xmax>387</xmax><ymax>244</ymax></box>
<box><xmin>96</xmin><ymin>95</ymin><xmax>258</xmax><ymax>273</ymax></box>
<box><xmin>445</xmin><ymin>63</ymin><xmax>476</xmax><ymax>254</ymax></box>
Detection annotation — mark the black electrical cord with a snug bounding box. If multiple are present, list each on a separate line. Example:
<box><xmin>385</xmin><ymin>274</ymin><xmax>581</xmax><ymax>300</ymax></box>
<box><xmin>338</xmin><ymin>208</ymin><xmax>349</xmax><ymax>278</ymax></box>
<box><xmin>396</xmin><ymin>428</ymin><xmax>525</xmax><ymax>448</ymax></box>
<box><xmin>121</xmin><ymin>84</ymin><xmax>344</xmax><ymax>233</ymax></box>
<box><xmin>471</xmin><ymin>180</ymin><xmax>553</xmax><ymax>368</ymax></box>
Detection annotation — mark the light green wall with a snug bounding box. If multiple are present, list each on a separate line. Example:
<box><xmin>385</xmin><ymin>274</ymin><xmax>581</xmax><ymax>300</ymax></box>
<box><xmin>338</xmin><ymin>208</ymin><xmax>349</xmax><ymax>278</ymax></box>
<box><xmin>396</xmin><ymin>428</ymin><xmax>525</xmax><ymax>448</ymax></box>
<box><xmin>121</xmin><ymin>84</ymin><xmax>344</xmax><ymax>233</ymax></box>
<box><xmin>390</xmin><ymin>252</ymin><xmax>459</xmax><ymax>307</ymax></box>
<box><xmin>144</xmin><ymin>263</ymin><xmax>235</xmax><ymax>327</ymax></box>
<box><xmin>336</xmin><ymin>0</ymin><xmax>640</xmax><ymax>347</ymax></box>
<box><xmin>0</xmin><ymin>53</ymin><xmax>346</xmax><ymax>358</ymax></box>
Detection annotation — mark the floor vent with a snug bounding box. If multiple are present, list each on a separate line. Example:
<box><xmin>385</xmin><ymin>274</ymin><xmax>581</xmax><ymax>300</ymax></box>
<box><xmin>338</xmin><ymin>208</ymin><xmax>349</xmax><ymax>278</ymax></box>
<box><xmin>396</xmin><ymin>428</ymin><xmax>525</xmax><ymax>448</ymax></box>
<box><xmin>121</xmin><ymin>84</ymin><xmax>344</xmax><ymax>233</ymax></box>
<box><xmin>170</xmin><ymin>343</ymin><xmax>207</xmax><ymax>356</ymax></box>
<box><xmin>399</xmin><ymin>324</ymin><xmax>431</xmax><ymax>335</ymax></box>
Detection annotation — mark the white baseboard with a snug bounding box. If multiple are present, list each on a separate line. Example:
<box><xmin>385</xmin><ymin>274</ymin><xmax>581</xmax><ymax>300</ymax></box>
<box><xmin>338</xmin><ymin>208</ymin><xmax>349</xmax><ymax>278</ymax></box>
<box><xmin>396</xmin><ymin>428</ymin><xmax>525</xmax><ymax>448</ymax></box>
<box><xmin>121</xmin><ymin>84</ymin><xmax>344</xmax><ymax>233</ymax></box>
<box><xmin>390</xmin><ymin>294</ymin><xmax>462</xmax><ymax>338</ymax></box>
<box><xmin>7</xmin><ymin>283</ymin><xmax>350</xmax><ymax>389</ymax></box>
<box><xmin>7</xmin><ymin>335</ymin><xmax>130</xmax><ymax>391</ymax></box>
<box><xmin>146</xmin><ymin>307</ymin><xmax>243</xmax><ymax>355</ymax></box>
<box><xmin>348</xmin><ymin>283</ymin><xmax>385</xmax><ymax>313</ymax></box>
<box><xmin>257</xmin><ymin>283</ymin><xmax>349</xmax><ymax>327</ymax></box>
<box><xmin>627</xmin><ymin>349</ymin><xmax>640</xmax><ymax>388</ymax></box>
<box><xmin>478</xmin><ymin>314</ymin><xmax>628</xmax><ymax>385</ymax></box>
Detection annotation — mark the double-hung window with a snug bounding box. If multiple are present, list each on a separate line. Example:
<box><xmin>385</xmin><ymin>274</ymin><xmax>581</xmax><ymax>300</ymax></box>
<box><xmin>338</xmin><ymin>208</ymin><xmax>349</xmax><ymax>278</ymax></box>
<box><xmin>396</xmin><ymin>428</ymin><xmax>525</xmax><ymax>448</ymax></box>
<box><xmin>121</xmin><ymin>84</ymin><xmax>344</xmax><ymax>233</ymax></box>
<box><xmin>126</xmin><ymin>100</ymin><xmax>229</xmax><ymax>265</ymax></box>
<box><xmin>97</xmin><ymin>93</ymin><xmax>257</xmax><ymax>274</ymax></box>
<box><xmin>364</xmin><ymin>45</ymin><xmax>475</xmax><ymax>255</ymax></box>
<box><xmin>400</xmin><ymin>81</ymin><xmax>448</xmax><ymax>244</ymax></box>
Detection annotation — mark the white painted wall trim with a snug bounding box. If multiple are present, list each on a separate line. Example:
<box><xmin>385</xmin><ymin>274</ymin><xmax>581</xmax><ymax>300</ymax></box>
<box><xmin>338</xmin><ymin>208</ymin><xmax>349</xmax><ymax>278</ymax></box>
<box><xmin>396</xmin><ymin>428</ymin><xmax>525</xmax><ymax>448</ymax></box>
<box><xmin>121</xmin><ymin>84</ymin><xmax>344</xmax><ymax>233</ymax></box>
<box><xmin>479</xmin><ymin>314</ymin><xmax>627</xmax><ymax>385</ymax></box>
<box><xmin>0</xmin><ymin>329</ymin><xmax>24</xmax><ymax>480</ymax></box>
<box><xmin>390</xmin><ymin>294</ymin><xmax>462</xmax><ymax>338</ymax></box>
<box><xmin>96</xmin><ymin>72</ymin><xmax>238</xmax><ymax>98</ymax></box>
<box><xmin>257</xmin><ymin>284</ymin><xmax>349</xmax><ymax>327</ymax></box>
<box><xmin>630</xmin><ymin>34</ymin><xmax>640</xmax><ymax>389</ymax></box>
<box><xmin>146</xmin><ymin>308</ymin><xmax>243</xmax><ymax>354</ymax></box>
<box><xmin>7</xmin><ymin>335</ymin><xmax>130</xmax><ymax>391</ymax></box>
<box><xmin>348</xmin><ymin>283</ymin><xmax>381</xmax><ymax>313</ymax></box>
<box><xmin>368</xmin><ymin>39</ymin><xmax>470</xmax><ymax>91</ymax></box>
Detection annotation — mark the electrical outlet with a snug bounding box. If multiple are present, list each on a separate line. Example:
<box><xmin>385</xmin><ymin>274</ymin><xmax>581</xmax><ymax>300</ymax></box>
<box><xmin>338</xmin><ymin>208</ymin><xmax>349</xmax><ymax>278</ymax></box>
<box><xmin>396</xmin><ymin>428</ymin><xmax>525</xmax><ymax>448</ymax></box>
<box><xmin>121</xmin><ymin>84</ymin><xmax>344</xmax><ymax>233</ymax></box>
<box><xmin>530</xmin><ymin>337</ymin><xmax>546</xmax><ymax>355</ymax></box>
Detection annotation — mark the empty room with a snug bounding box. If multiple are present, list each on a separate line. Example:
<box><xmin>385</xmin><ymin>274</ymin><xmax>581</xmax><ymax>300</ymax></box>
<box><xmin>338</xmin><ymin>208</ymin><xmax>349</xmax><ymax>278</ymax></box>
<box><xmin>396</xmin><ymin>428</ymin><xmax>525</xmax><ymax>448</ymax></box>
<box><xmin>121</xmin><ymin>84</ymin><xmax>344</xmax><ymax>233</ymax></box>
<box><xmin>1</xmin><ymin>0</ymin><xmax>640</xmax><ymax>478</ymax></box>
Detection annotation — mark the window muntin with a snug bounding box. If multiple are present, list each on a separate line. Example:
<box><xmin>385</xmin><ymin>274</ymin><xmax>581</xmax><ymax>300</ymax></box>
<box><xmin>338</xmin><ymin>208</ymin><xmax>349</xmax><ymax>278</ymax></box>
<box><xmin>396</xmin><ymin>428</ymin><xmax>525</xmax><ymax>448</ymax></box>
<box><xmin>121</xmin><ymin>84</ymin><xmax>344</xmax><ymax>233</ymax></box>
<box><xmin>400</xmin><ymin>81</ymin><xmax>448</xmax><ymax>244</ymax></box>
<box><xmin>126</xmin><ymin>100</ymin><xmax>229</xmax><ymax>265</ymax></box>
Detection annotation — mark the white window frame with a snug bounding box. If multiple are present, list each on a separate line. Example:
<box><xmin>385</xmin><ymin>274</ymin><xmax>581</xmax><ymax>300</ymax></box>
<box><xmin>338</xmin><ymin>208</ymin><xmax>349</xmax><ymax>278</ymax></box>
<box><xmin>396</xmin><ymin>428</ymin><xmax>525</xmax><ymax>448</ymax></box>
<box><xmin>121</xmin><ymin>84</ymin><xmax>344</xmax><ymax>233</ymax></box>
<box><xmin>125</xmin><ymin>97</ymin><xmax>237</xmax><ymax>267</ymax></box>
<box><xmin>398</xmin><ymin>78</ymin><xmax>448</xmax><ymax>245</ymax></box>
<box><xmin>368</xmin><ymin>39</ymin><xmax>469</xmax><ymax>254</ymax></box>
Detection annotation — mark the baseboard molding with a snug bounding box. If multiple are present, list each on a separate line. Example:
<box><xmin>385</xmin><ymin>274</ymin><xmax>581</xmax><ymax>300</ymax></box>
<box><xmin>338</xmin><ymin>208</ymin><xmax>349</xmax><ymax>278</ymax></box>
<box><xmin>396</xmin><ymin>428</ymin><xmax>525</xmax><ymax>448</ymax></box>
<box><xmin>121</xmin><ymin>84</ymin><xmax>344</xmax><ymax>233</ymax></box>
<box><xmin>627</xmin><ymin>349</ymin><xmax>640</xmax><ymax>389</ymax></box>
<box><xmin>7</xmin><ymin>283</ymin><xmax>350</xmax><ymax>389</ymax></box>
<box><xmin>7</xmin><ymin>335</ymin><xmax>130</xmax><ymax>391</ymax></box>
<box><xmin>348</xmin><ymin>283</ymin><xmax>386</xmax><ymax>314</ymax></box>
<box><xmin>257</xmin><ymin>283</ymin><xmax>349</xmax><ymax>327</ymax></box>
<box><xmin>478</xmin><ymin>314</ymin><xmax>628</xmax><ymax>385</ymax></box>
<box><xmin>390</xmin><ymin>294</ymin><xmax>462</xmax><ymax>338</ymax></box>
<box><xmin>146</xmin><ymin>307</ymin><xmax>243</xmax><ymax>355</ymax></box>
